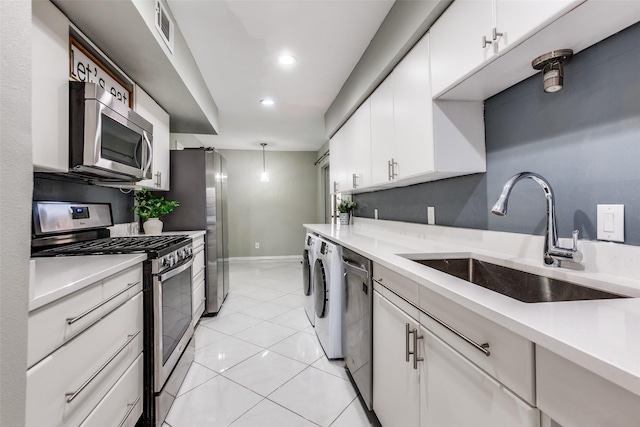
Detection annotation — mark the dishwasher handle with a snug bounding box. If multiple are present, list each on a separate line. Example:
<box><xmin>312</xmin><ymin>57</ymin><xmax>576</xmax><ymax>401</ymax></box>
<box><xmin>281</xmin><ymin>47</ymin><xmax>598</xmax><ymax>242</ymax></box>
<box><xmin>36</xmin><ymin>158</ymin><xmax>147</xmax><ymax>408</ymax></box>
<box><xmin>343</xmin><ymin>259</ymin><xmax>369</xmax><ymax>279</ymax></box>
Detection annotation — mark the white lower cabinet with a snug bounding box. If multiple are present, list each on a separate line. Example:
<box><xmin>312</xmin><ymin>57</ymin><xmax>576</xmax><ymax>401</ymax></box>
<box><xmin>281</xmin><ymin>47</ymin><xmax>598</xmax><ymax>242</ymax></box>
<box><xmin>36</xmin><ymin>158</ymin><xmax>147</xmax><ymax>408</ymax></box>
<box><xmin>373</xmin><ymin>290</ymin><xmax>420</xmax><ymax>427</ymax></box>
<box><xmin>421</xmin><ymin>324</ymin><xmax>539</xmax><ymax>427</ymax></box>
<box><xmin>79</xmin><ymin>353</ymin><xmax>143</xmax><ymax>427</ymax></box>
<box><xmin>26</xmin><ymin>292</ymin><xmax>143</xmax><ymax>427</ymax></box>
<box><xmin>192</xmin><ymin>235</ymin><xmax>206</xmax><ymax>321</ymax></box>
<box><xmin>373</xmin><ymin>281</ymin><xmax>538</xmax><ymax>427</ymax></box>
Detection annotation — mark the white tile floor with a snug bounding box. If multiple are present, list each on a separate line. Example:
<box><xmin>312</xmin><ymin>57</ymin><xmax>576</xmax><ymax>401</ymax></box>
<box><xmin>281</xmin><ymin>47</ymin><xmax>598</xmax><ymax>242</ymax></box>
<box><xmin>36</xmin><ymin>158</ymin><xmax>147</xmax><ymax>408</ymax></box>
<box><xmin>163</xmin><ymin>259</ymin><xmax>373</xmax><ymax>427</ymax></box>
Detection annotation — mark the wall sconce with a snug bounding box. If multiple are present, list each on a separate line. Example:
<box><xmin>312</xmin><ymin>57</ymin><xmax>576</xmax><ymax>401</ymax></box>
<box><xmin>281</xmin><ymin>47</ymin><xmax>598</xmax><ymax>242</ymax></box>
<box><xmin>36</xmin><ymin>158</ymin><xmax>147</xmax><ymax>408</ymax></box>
<box><xmin>260</xmin><ymin>143</ymin><xmax>269</xmax><ymax>182</ymax></box>
<box><xmin>532</xmin><ymin>49</ymin><xmax>573</xmax><ymax>93</ymax></box>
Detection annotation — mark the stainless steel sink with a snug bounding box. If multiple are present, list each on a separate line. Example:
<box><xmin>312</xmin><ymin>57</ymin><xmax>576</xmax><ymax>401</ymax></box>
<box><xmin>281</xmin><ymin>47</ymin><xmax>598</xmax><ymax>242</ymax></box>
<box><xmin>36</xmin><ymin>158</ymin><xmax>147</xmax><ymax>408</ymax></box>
<box><xmin>403</xmin><ymin>256</ymin><xmax>626</xmax><ymax>303</ymax></box>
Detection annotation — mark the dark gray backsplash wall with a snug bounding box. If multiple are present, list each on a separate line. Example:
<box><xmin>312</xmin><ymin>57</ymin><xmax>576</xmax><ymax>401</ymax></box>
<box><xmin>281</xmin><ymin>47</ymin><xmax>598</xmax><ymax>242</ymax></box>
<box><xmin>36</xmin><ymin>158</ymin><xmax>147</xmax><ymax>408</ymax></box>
<box><xmin>33</xmin><ymin>174</ymin><xmax>135</xmax><ymax>224</ymax></box>
<box><xmin>354</xmin><ymin>21</ymin><xmax>640</xmax><ymax>246</ymax></box>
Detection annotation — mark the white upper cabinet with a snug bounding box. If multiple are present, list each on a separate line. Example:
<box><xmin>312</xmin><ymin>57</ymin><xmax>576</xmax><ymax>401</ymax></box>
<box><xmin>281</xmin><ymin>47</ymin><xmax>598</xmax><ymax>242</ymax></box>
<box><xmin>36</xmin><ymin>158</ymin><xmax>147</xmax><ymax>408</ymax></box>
<box><xmin>132</xmin><ymin>86</ymin><xmax>171</xmax><ymax>191</ymax></box>
<box><xmin>392</xmin><ymin>34</ymin><xmax>435</xmax><ymax>180</ymax></box>
<box><xmin>329</xmin><ymin>125</ymin><xmax>348</xmax><ymax>194</ymax></box>
<box><xmin>32</xmin><ymin>0</ymin><xmax>70</xmax><ymax>172</ymax></box>
<box><xmin>430</xmin><ymin>0</ymin><xmax>495</xmax><ymax>99</ymax></box>
<box><xmin>370</xmin><ymin>77</ymin><xmax>395</xmax><ymax>185</ymax></box>
<box><xmin>367</xmin><ymin>33</ymin><xmax>485</xmax><ymax>190</ymax></box>
<box><xmin>345</xmin><ymin>100</ymin><xmax>372</xmax><ymax>190</ymax></box>
<box><xmin>430</xmin><ymin>0</ymin><xmax>582</xmax><ymax>98</ymax></box>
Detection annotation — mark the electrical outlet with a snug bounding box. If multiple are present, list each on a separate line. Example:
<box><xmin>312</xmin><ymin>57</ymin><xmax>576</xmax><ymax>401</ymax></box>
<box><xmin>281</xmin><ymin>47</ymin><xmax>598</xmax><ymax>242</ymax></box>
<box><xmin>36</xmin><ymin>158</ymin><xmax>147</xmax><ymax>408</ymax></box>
<box><xmin>427</xmin><ymin>206</ymin><xmax>435</xmax><ymax>225</ymax></box>
<box><xmin>255</xmin><ymin>242</ymin><xmax>260</xmax><ymax>249</ymax></box>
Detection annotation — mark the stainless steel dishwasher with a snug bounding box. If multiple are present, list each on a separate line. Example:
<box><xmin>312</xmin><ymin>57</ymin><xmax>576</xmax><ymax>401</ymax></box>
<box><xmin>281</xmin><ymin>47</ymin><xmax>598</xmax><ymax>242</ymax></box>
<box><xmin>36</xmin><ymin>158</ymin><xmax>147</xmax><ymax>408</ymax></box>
<box><xmin>342</xmin><ymin>247</ymin><xmax>373</xmax><ymax>411</ymax></box>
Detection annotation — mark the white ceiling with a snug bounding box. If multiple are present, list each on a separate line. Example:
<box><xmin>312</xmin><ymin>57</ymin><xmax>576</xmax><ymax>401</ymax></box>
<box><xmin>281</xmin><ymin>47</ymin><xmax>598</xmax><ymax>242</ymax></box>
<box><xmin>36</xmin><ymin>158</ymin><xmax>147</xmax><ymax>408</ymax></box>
<box><xmin>167</xmin><ymin>0</ymin><xmax>394</xmax><ymax>152</ymax></box>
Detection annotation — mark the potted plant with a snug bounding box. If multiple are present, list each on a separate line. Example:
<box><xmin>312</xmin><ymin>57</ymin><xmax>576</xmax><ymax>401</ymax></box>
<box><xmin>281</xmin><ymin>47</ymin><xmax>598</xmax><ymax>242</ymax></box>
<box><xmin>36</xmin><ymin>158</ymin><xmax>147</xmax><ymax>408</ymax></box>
<box><xmin>133</xmin><ymin>189</ymin><xmax>179</xmax><ymax>235</ymax></box>
<box><xmin>337</xmin><ymin>199</ymin><xmax>356</xmax><ymax>225</ymax></box>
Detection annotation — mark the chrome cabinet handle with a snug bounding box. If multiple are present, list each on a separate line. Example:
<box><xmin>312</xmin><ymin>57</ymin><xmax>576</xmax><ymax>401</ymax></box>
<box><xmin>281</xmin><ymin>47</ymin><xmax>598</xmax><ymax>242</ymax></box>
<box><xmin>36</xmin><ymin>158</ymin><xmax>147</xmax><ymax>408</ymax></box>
<box><xmin>388</xmin><ymin>160</ymin><xmax>393</xmax><ymax>181</ymax></box>
<box><xmin>482</xmin><ymin>35</ymin><xmax>491</xmax><ymax>48</ymax></box>
<box><xmin>117</xmin><ymin>396</ymin><xmax>141</xmax><ymax>427</ymax></box>
<box><xmin>66</xmin><ymin>331</ymin><xmax>141</xmax><ymax>403</ymax></box>
<box><xmin>389</xmin><ymin>158</ymin><xmax>398</xmax><ymax>180</ymax></box>
<box><xmin>390</xmin><ymin>288</ymin><xmax>490</xmax><ymax>357</ymax></box>
<box><xmin>421</xmin><ymin>309</ymin><xmax>490</xmax><ymax>357</ymax></box>
<box><xmin>333</xmin><ymin>181</ymin><xmax>339</xmax><ymax>192</ymax></box>
<box><xmin>405</xmin><ymin>323</ymin><xmax>411</xmax><ymax>362</ymax></box>
<box><xmin>492</xmin><ymin>27</ymin><xmax>503</xmax><ymax>41</ymax></box>
<box><xmin>413</xmin><ymin>329</ymin><xmax>424</xmax><ymax>369</ymax></box>
<box><xmin>352</xmin><ymin>173</ymin><xmax>358</xmax><ymax>189</ymax></box>
<box><xmin>405</xmin><ymin>324</ymin><xmax>424</xmax><ymax>369</ymax></box>
<box><xmin>154</xmin><ymin>171</ymin><xmax>162</xmax><ymax>187</ymax></box>
<box><xmin>66</xmin><ymin>281</ymin><xmax>140</xmax><ymax>325</ymax></box>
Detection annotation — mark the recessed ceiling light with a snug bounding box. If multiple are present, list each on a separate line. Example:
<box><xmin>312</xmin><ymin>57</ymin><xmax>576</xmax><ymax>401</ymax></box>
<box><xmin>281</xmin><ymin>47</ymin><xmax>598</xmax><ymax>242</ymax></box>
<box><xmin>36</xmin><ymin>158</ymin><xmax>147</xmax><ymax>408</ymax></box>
<box><xmin>260</xmin><ymin>98</ymin><xmax>275</xmax><ymax>106</ymax></box>
<box><xmin>277</xmin><ymin>54</ymin><xmax>296</xmax><ymax>65</ymax></box>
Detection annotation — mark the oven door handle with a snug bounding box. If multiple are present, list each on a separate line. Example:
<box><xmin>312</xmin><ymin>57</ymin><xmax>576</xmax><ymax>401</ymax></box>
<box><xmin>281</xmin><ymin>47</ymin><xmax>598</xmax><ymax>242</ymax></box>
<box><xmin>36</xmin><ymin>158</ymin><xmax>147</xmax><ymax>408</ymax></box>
<box><xmin>159</xmin><ymin>257</ymin><xmax>194</xmax><ymax>282</ymax></box>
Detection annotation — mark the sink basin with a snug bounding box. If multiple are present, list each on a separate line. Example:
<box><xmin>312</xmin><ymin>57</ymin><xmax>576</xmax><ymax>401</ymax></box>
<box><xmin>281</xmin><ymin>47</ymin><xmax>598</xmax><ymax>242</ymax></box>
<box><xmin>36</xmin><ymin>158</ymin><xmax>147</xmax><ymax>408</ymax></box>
<box><xmin>403</xmin><ymin>256</ymin><xmax>627</xmax><ymax>303</ymax></box>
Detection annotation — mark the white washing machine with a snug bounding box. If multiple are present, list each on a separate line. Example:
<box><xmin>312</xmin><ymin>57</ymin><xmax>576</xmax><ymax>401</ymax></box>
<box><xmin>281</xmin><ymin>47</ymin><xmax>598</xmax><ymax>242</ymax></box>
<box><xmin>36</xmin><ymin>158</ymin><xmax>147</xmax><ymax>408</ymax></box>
<box><xmin>313</xmin><ymin>239</ymin><xmax>344</xmax><ymax>359</ymax></box>
<box><xmin>302</xmin><ymin>233</ymin><xmax>320</xmax><ymax>326</ymax></box>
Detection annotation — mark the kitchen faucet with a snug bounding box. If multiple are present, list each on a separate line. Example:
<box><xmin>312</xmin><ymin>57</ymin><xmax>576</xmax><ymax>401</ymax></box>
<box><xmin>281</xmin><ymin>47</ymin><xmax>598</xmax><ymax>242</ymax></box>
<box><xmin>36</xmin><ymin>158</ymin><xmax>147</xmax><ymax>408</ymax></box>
<box><xmin>491</xmin><ymin>172</ymin><xmax>582</xmax><ymax>267</ymax></box>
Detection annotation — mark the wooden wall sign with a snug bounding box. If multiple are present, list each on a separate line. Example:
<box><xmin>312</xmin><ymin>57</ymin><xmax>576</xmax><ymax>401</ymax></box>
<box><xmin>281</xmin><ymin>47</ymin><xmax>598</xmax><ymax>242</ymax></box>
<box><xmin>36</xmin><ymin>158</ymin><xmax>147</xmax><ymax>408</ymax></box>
<box><xmin>69</xmin><ymin>36</ymin><xmax>133</xmax><ymax>108</ymax></box>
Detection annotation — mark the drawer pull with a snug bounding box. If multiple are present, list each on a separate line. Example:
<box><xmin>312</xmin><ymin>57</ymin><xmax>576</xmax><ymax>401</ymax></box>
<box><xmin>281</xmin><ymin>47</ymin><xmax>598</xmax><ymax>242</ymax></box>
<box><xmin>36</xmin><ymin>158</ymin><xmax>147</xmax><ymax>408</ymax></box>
<box><xmin>117</xmin><ymin>396</ymin><xmax>141</xmax><ymax>427</ymax></box>
<box><xmin>422</xmin><ymin>309</ymin><xmax>490</xmax><ymax>357</ymax></box>
<box><xmin>388</xmin><ymin>287</ymin><xmax>491</xmax><ymax>357</ymax></box>
<box><xmin>65</xmin><ymin>331</ymin><xmax>141</xmax><ymax>403</ymax></box>
<box><xmin>66</xmin><ymin>281</ymin><xmax>140</xmax><ymax>325</ymax></box>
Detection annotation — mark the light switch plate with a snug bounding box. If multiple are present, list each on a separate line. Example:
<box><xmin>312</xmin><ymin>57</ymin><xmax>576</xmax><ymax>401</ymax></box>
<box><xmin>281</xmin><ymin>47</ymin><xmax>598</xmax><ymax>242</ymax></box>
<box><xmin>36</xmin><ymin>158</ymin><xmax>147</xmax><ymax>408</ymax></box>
<box><xmin>597</xmin><ymin>204</ymin><xmax>624</xmax><ymax>242</ymax></box>
<box><xmin>427</xmin><ymin>206</ymin><xmax>435</xmax><ymax>225</ymax></box>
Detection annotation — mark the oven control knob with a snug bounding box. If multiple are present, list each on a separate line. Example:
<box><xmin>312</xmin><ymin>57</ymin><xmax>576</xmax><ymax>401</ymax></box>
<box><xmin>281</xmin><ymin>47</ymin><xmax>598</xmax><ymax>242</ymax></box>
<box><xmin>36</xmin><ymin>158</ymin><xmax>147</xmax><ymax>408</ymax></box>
<box><xmin>186</xmin><ymin>247</ymin><xmax>193</xmax><ymax>257</ymax></box>
<box><xmin>178</xmin><ymin>249</ymin><xmax>186</xmax><ymax>260</ymax></box>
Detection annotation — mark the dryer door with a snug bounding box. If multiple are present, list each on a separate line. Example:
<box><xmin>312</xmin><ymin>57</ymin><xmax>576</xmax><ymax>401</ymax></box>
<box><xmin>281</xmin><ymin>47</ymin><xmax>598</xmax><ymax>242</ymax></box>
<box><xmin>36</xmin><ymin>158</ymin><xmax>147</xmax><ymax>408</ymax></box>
<box><xmin>303</xmin><ymin>249</ymin><xmax>312</xmax><ymax>296</ymax></box>
<box><xmin>313</xmin><ymin>258</ymin><xmax>328</xmax><ymax>318</ymax></box>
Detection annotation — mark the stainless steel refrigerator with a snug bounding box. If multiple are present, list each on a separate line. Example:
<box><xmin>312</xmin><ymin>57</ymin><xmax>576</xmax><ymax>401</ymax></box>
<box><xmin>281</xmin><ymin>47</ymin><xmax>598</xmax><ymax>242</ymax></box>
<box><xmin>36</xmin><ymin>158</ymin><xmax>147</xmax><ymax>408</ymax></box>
<box><xmin>162</xmin><ymin>147</ymin><xmax>229</xmax><ymax>315</ymax></box>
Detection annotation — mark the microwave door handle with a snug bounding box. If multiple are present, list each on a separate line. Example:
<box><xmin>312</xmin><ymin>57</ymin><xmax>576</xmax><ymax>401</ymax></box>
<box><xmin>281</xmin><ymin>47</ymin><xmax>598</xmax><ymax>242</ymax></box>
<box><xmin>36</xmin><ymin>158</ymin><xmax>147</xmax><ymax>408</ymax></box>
<box><xmin>142</xmin><ymin>131</ymin><xmax>153</xmax><ymax>176</ymax></box>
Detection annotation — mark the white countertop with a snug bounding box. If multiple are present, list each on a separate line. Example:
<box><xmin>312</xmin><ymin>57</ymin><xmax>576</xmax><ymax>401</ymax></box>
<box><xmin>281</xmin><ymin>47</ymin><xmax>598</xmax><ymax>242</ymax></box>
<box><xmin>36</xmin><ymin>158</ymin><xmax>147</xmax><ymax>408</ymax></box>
<box><xmin>29</xmin><ymin>254</ymin><xmax>147</xmax><ymax>311</ymax></box>
<box><xmin>158</xmin><ymin>230</ymin><xmax>206</xmax><ymax>238</ymax></box>
<box><xmin>305</xmin><ymin>220</ymin><xmax>640</xmax><ymax>399</ymax></box>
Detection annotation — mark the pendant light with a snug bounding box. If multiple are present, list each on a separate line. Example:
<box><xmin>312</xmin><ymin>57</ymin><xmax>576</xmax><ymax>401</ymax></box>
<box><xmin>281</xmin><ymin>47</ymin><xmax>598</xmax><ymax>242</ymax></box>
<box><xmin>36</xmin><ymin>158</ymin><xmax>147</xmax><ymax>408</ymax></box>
<box><xmin>260</xmin><ymin>143</ymin><xmax>269</xmax><ymax>182</ymax></box>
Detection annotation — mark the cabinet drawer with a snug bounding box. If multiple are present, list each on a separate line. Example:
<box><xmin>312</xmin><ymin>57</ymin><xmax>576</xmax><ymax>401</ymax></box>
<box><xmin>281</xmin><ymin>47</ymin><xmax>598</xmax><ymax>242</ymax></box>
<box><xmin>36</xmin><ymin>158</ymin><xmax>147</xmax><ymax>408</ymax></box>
<box><xmin>28</xmin><ymin>281</ymin><xmax>103</xmax><ymax>368</ymax></box>
<box><xmin>192</xmin><ymin>248</ymin><xmax>206</xmax><ymax>279</ymax></box>
<box><xmin>192</xmin><ymin>279</ymin><xmax>205</xmax><ymax>317</ymax></box>
<box><xmin>418</xmin><ymin>285</ymin><xmax>535</xmax><ymax>405</ymax></box>
<box><xmin>80</xmin><ymin>353</ymin><xmax>143</xmax><ymax>427</ymax></box>
<box><xmin>26</xmin><ymin>293</ymin><xmax>143</xmax><ymax>427</ymax></box>
<box><xmin>28</xmin><ymin>264</ymin><xmax>142</xmax><ymax>368</ymax></box>
<box><xmin>373</xmin><ymin>263</ymin><xmax>419</xmax><ymax>304</ymax></box>
<box><xmin>101</xmin><ymin>264</ymin><xmax>143</xmax><ymax>315</ymax></box>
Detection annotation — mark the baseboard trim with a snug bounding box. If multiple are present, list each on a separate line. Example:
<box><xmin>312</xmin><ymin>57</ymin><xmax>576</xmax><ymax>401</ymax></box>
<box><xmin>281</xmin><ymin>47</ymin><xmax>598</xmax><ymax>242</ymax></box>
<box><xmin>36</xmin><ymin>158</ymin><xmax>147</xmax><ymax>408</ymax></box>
<box><xmin>229</xmin><ymin>255</ymin><xmax>302</xmax><ymax>263</ymax></box>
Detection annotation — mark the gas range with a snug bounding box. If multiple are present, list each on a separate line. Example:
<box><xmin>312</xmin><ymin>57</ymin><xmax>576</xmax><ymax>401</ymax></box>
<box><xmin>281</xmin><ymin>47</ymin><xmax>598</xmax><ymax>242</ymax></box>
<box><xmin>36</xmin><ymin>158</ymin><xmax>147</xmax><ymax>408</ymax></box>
<box><xmin>31</xmin><ymin>202</ymin><xmax>192</xmax><ymax>274</ymax></box>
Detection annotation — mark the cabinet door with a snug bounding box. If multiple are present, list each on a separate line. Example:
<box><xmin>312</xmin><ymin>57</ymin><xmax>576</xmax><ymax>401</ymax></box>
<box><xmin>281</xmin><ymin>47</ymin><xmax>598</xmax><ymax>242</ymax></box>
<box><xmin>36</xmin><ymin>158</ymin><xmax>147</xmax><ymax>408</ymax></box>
<box><xmin>330</xmin><ymin>126</ymin><xmax>348</xmax><ymax>193</ymax></box>
<box><xmin>429</xmin><ymin>0</ymin><xmax>494</xmax><ymax>97</ymax></box>
<box><xmin>393</xmin><ymin>34</ymin><xmax>434</xmax><ymax>179</ymax></box>
<box><xmin>32</xmin><ymin>0</ymin><xmax>70</xmax><ymax>172</ymax></box>
<box><xmin>370</xmin><ymin>76</ymin><xmax>395</xmax><ymax>186</ymax></box>
<box><xmin>420</xmin><ymin>324</ymin><xmax>539</xmax><ymax>427</ymax></box>
<box><xmin>134</xmin><ymin>86</ymin><xmax>170</xmax><ymax>190</ymax></box>
<box><xmin>373</xmin><ymin>291</ymin><xmax>420</xmax><ymax>427</ymax></box>
<box><xmin>347</xmin><ymin>99</ymin><xmax>372</xmax><ymax>189</ymax></box>
<box><xmin>495</xmin><ymin>0</ymin><xmax>582</xmax><ymax>54</ymax></box>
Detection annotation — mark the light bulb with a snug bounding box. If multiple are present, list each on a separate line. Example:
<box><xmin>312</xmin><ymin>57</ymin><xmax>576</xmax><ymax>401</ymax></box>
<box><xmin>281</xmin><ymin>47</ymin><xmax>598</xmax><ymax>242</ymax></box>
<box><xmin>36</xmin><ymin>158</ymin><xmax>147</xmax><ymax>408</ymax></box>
<box><xmin>260</xmin><ymin>171</ymin><xmax>269</xmax><ymax>182</ymax></box>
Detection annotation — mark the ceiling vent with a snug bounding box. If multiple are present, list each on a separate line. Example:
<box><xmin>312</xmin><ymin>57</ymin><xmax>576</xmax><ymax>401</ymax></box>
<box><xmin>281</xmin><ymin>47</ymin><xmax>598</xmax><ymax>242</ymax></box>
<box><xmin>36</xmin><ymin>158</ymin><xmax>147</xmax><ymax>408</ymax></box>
<box><xmin>155</xmin><ymin>0</ymin><xmax>174</xmax><ymax>54</ymax></box>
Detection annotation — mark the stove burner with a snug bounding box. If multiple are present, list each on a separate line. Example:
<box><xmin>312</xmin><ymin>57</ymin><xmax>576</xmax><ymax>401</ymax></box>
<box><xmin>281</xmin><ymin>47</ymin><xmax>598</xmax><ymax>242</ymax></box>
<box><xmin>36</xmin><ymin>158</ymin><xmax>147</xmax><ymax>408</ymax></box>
<box><xmin>32</xmin><ymin>235</ymin><xmax>190</xmax><ymax>257</ymax></box>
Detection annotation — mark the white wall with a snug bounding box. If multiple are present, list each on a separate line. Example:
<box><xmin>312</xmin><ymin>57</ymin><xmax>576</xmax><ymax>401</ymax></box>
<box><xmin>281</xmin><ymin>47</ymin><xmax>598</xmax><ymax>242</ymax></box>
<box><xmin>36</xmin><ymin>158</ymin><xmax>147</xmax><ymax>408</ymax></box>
<box><xmin>0</xmin><ymin>1</ymin><xmax>32</xmax><ymax>425</ymax></box>
<box><xmin>219</xmin><ymin>149</ymin><xmax>317</xmax><ymax>258</ymax></box>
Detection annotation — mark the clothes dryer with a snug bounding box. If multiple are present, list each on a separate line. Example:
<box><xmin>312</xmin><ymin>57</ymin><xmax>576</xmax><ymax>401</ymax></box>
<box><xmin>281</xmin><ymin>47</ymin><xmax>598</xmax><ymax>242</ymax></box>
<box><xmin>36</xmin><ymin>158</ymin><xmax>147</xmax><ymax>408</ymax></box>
<box><xmin>313</xmin><ymin>239</ymin><xmax>344</xmax><ymax>359</ymax></box>
<box><xmin>302</xmin><ymin>233</ymin><xmax>320</xmax><ymax>326</ymax></box>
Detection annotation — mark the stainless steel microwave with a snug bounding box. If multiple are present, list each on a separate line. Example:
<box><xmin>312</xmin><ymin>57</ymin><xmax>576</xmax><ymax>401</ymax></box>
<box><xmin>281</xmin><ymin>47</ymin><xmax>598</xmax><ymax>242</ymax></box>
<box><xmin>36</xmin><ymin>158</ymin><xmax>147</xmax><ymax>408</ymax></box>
<box><xmin>69</xmin><ymin>81</ymin><xmax>153</xmax><ymax>181</ymax></box>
